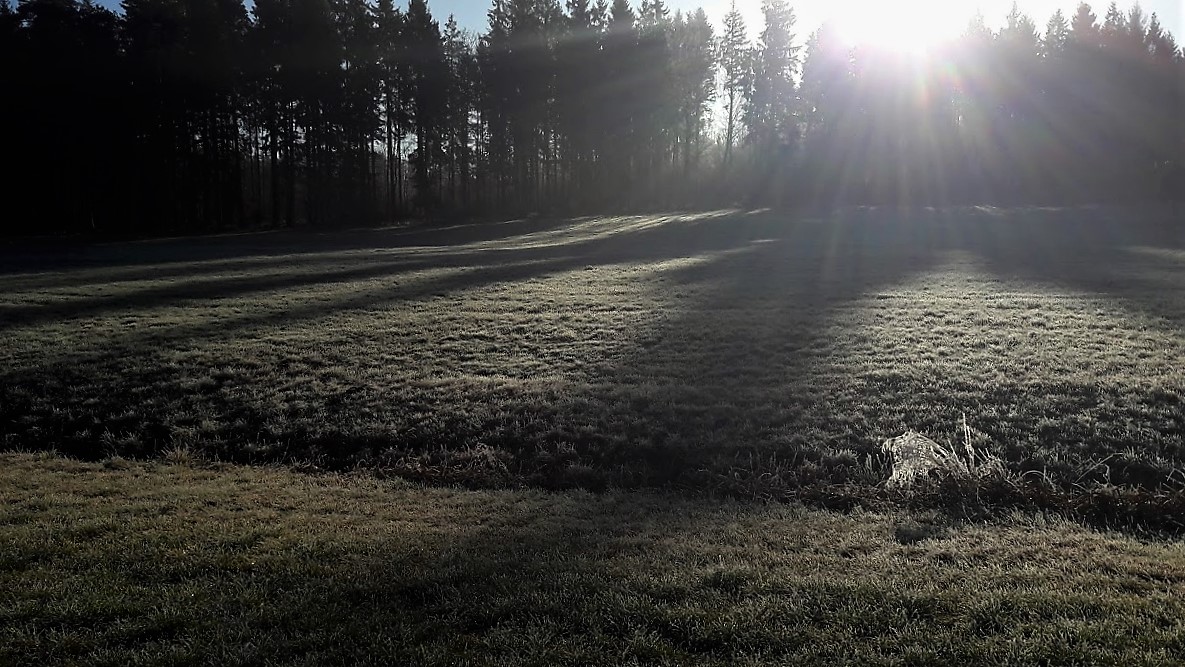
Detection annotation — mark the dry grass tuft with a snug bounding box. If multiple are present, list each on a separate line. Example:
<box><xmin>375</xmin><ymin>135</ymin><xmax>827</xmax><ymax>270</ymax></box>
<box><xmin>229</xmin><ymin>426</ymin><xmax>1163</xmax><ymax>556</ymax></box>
<box><xmin>882</xmin><ymin>415</ymin><xmax>1004</xmax><ymax>489</ymax></box>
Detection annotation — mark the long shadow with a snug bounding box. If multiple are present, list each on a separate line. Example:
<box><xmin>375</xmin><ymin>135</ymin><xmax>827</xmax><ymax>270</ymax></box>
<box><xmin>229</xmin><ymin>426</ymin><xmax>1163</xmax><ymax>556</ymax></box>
<box><xmin>0</xmin><ymin>211</ymin><xmax>768</xmax><ymax>334</ymax></box>
<box><xmin>4</xmin><ymin>206</ymin><xmax>1184</xmax><ymax>497</ymax></box>
<box><xmin>959</xmin><ymin>205</ymin><xmax>1185</xmax><ymax>331</ymax></box>
<box><xmin>539</xmin><ymin>209</ymin><xmax>952</xmax><ymax>491</ymax></box>
<box><xmin>578</xmin><ymin>206</ymin><xmax>1185</xmax><ymax>495</ymax></box>
<box><xmin>0</xmin><ymin>250</ymin><xmax>581</xmax><ymax>333</ymax></box>
<box><xmin>0</xmin><ymin>214</ymin><xmax>605</xmax><ymax>278</ymax></box>
<box><xmin>0</xmin><ymin>212</ymin><xmax>809</xmax><ymax>383</ymax></box>
<box><xmin>0</xmin><ymin>210</ymin><xmax>942</xmax><ymax>470</ymax></box>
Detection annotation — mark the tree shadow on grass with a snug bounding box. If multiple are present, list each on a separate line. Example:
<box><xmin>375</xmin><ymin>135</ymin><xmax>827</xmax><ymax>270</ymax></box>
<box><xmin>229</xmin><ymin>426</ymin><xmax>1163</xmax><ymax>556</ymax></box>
<box><xmin>0</xmin><ymin>211</ymin><xmax>748</xmax><ymax>333</ymax></box>
<box><xmin>958</xmin><ymin>205</ymin><xmax>1185</xmax><ymax>330</ymax></box>
<box><xmin>0</xmin><ymin>209</ymin><xmax>944</xmax><ymax>472</ymax></box>
<box><xmin>585</xmin><ymin>206</ymin><xmax>1185</xmax><ymax>497</ymax></box>
<box><xmin>548</xmin><ymin>208</ymin><xmax>954</xmax><ymax>493</ymax></box>
<box><xmin>3</xmin><ymin>206</ymin><xmax>1184</xmax><ymax>500</ymax></box>
<box><xmin>0</xmin><ymin>214</ymin><xmax>602</xmax><ymax>276</ymax></box>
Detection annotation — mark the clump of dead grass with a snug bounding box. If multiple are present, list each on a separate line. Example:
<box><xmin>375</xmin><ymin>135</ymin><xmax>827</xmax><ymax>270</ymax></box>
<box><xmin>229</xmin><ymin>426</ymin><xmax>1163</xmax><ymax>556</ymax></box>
<box><xmin>882</xmin><ymin>415</ymin><xmax>1004</xmax><ymax>490</ymax></box>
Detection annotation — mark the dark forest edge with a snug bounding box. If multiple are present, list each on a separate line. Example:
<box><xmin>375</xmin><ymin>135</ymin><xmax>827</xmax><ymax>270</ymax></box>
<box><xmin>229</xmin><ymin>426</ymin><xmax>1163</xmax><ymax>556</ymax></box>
<box><xmin>1</xmin><ymin>0</ymin><xmax>1183</xmax><ymax>237</ymax></box>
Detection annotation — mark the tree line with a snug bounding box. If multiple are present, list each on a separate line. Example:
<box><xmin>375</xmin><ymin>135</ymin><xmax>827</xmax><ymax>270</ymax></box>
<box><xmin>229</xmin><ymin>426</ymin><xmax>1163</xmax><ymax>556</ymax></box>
<box><xmin>796</xmin><ymin>3</ymin><xmax>1185</xmax><ymax>206</ymax></box>
<box><xmin>1</xmin><ymin>0</ymin><xmax>1182</xmax><ymax>236</ymax></box>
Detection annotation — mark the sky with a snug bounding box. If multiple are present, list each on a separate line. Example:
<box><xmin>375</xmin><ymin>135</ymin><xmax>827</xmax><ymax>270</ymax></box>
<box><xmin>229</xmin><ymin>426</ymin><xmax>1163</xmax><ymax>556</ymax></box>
<box><xmin>702</xmin><ymin>1</ymin><xmax>1185</xmax><ymax>48</ymax></box>
<box><xmin>91</xmin><ymin>0</ymin><xmax>1184</xmax><ymax>47</ymax></box>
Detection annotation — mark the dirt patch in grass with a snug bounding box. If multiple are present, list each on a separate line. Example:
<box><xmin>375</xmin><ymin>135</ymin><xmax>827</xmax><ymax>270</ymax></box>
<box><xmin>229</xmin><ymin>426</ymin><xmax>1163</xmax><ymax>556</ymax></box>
<box><xmin>2</xmin><ymin>207</ymin><xmax>1184</xmax><ymax>529</ymax></box>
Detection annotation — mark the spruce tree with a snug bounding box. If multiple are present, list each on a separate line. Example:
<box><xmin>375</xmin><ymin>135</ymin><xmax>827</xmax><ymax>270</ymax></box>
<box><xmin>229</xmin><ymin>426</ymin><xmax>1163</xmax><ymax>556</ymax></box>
<box><xmin>718</xmin><ymin>0</ymin><xmax>749</xmax><ymax>169</ymax></box>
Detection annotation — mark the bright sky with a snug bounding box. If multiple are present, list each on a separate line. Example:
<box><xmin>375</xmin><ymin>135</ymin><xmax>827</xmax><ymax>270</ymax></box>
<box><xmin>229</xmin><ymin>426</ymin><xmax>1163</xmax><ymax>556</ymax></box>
<box><xmin>416</xmin><ymin>0</ymin><xmax>1184</xmax><ymax>48</ymax></box>
<box><xmin>693</xmin><ymin>0</ymin><xmax>1185</xmax><ymax>50</ymax></box>
<box><xmin>90</xmin><ymin>0</ymin><xmax>1184</xmax><ymax>47</ymax></box>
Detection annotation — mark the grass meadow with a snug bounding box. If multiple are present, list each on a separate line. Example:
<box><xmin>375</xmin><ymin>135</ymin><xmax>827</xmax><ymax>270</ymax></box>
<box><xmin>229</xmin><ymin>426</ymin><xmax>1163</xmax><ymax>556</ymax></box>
<box><xmin>2</xmin><ymin>453</ymin><xmax>1184</xmax><ymax>665</ymax></box>
<box><xmin>2</xmin><ymin>206</ymin><xmax>1185</xmax><ymax>662</ymax></box>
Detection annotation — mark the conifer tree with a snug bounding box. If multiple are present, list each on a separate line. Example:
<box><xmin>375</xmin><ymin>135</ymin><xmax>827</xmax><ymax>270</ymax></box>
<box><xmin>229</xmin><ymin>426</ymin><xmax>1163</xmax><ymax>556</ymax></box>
<box><xmin>718</xmin><ymin>0</ymin><xmax>749</xmax><ymax>168</ymax></box>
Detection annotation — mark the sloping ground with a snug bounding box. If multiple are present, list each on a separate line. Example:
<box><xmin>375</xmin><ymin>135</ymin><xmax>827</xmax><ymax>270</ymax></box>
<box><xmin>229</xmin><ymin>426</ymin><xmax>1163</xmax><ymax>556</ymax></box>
<box><xmin>2</xmin><ymin>207</ymin><xmax>1184</xmax><ymax>527</ymax></box>
<box><xmin>2</xmin><ymin>454</ymin><xmax>1183</xmax><ymax>665</ymax></box>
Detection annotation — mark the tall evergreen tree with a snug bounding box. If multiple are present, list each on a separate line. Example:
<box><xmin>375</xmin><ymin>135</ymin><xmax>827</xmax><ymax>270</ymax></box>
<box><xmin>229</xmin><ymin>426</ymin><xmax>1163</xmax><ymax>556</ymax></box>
<box><xmin>404</xmin><ymin>0</ymin><xmax>447</xmax><ymax>210</ymax></box>
<box><xmin>1070</xmin><ymin>2</ymin><xmax>1101</xmax><ymax>47</ymax></box>
<box><xmin>799</xmin><ymin>22</ymin><xmax>848</xmax><ymax>142</ymax></box>
<box><xmin>670</xmin><ymin>9</ymin><xmax>715</xmax><ymax>179</ymax></box>
<box><xmin>1125</xmin><ymin>3</ymin><xmax>1148</xmax><ymax>50</ymax></box>
<box><xmin>375</xmin><ymin>0</ymin><xmax>409</xmax><ymax>216</ymax></box>
<box><xmin>744</xmin><ymin>0</ymin><xmax>798</xmax><ymax>149</ymax></box>
<box><xmin>555</xmin><ymin>0</ymin><xmax>605</xmax><ymax>208</ymax></box>
<box><xmin>635</xmin><ymin>0</ymin><xmax>674</xmax><ymax>200</ymax></box>
<box><xmin>744</xmin><ymin>0</ymin><xmax>799</xmax><ymax>204</ymax></box>
<box><xmin>441</xmin><ymin>15</ymin><xmax>475</xmax><ymax>210</ymax></box>
<box><xmin>1146</xmin><ymin>12</ymin><xmax>1180</xmax><ymax>61</ymax></box>
<box><xmin>1043</xmin><ymin>9</ymin><xmax>1070</xmax><ymax>56</ymax></box>
<box><xmin>718</xmin><ymin>0</ymin><xmax>749</xmax><ymax>168</ymax></box>
<box><xmin>1102</xmin><ymin>1</ymin><xmax>1126</xmax><ymax>47</ymax></box>
<box><xmin>601</xmin><ymin>0</ymin><xmax>637</xmax><ymax>206</ymax></box>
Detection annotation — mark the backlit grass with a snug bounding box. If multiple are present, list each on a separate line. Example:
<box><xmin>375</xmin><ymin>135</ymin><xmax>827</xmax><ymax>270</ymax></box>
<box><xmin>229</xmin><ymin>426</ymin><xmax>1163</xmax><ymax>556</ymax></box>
<box><xmin>2</xmin><ymin>207</ymin><xmax>1184</xmax><ymax>526</ymax></box>
<box><xmin>2</xmin><ymin>453</ymin><xmax>1184</xmax><ymax>665</ymax></box>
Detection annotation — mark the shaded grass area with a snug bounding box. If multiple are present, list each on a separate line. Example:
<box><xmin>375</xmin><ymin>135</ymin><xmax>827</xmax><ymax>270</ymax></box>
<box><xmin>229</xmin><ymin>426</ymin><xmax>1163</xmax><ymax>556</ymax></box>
<box><xmin>2</xmin><ymin>207</ymin><xmax>1185</xmax><ymax>527</ymax></box>
<box><xmin>2</xmin><ymin>454</ymin><xmax>1184</xmax><ymax>666</ymax></box>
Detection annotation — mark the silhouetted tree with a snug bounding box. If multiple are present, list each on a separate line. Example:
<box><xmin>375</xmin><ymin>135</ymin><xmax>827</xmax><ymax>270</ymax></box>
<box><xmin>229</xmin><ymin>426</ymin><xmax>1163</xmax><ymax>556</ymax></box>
<box><xmin>403</xmin><ymin>0</ymin><xmax>446</xmax><ymax>210</ymax></box>
<box><xmin>744</xmin><ymin>0</ymin><xmax>799</xmax><ymax>204</ymax></box>
<box><xmin>1070</xmin><ymin>2</ymin><xmax>1101</xmax><ymax>46</ymax></box>
<box><xmin>670</xmin><ymin>9</ymin><xmax>715</xmax><ymax>182</ymax></box>
<box><xmin>600</xmin><ymin>0</ymin><xmax>637</xmax><ymax>207</ymax></box>
<box><xmin>1043</xmin><ymin>9</ymin><xmax>1069</xmax><ymax>56</ymax></box>
<box><xmin>554</xmin><ymin>0</ymin><xmax>605</xmax><ymax>209</ymax></box>
<box><xmin>718</xmin><ymin>0</ymin><xmax>748</xmax><ymax>169</ymax></box>
<box><xmin>9</xmin><ymin>0</ymin><xmax>127</xmax><ymax>233</ymax></box>
<box><xmin>1</xmin><ymin>0</ymin><xmax>1182</xmax><ymax>236</ymax></box>
<box><xmin>441</xmin><ymin>15</ymin><xmax>476</xmax><ymax>210</ymax></box>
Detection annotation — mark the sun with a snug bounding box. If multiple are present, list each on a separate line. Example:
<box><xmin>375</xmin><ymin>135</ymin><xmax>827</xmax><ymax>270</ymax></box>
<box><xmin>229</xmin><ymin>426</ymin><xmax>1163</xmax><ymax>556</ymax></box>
<box><xmin>833</xmin><ymin>0</ymin><xmax>967</xmax><ymax>53</ymax></box>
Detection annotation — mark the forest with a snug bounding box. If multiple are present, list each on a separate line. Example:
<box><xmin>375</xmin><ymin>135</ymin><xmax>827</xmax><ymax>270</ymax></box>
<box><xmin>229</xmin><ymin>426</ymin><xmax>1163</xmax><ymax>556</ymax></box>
<box><xmin>1</xmin><ymin>0</ymin><xmax>1182</xmax><ymax>235</ymax></box>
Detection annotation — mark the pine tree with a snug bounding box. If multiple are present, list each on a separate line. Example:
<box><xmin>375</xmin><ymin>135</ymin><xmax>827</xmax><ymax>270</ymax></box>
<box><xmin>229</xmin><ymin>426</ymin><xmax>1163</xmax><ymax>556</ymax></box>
<box><xmin>1069</xmin><ymin>2</ymin><xmax>1100</xmax><ymax>47</ymax></box>
<box><xmin>744</xmin><ymin>0</ymin><xmax>798</xmax><ymax>153</ymax></box>
<box><xmin>441</xmin><ymin>15</ymin><xmax>475</xmax><ymax>209</ymax></box>
<box><xmin>404</xmin><ymin>0</ymin><xmax>446</xmax><ymax>210</ymax></box>
<box><xmin>718</xmin><ymin>0</ymin><xmax>748</xmax><ymax>168</ymax></box>
<box><xmin>289</xmin><ymin>0</ymin><xmax>343</xmax><ymax>226</ymax></box>
<box><xmin>180</xmin><ymin>0</ymin><xmax>251</xmax><ymax>229</ymax></box>
<box><xmin>1043</xmin><ymin>9</ymin><xmax>1069</xmax><ymax>57</ymax></box>
<box><xmin>555</xmin><ymin>0</ymin><xmax>605</xmax><ymax>208</ymax></box>
<box><xmin>476</xmin><ymin>0</ymin><xmax>511</xmax><ymax>209</ymax></box>
<box><xmin>635</xmin><ymin>0</ymin><xmax>674</xmax><ymax>198</ymax></box>
<box><xmin>964</xmin><ymin>11</ymin><xmax>992</xmax><ymax>42</ymax></box>
<box><xmin>670</xmin><ymin>9</ymin><xmax>715</xmax><ymax>178</ymax></box>
<box><xmin>741</xmin><ymin>0</ymin><xmax>799</xmax><ymax>205</ymax></box>
<box><xmin>999</xmin><ymin>2</ymin><xmax>1039</xmax><ymax>54</ymax></box>
<box><xmin>1146</xmin><ymin>12</ymin><xmax>1180</xmax><ymax>62</ymax></box>
<box><xmin>601</xmin><ymin>0</ymin><xmax>637</xmax><ymax>205</ymax></box>
<box><xmin>0</xmin><ymin>4</ymin><xmax>13</xmax><ymax>216</ymax></box>
<box><xmin>10</xmin><ymin>0</ymin><xmax>127</xmax><ymax>231</ymax></box>
<box><xmin>375</xmin><ymin>0</ymin><xmax>410</xmax><ymax>216</ymax></box>
<box><xmin>1125</xmin><ymin>3</ymin><xmax>1148</xmax><ymax>52</ymax></box>
<box><xmin>121</xmin><ymin>0</ymin><xmax>196</xmax><ymax>228</ymax></box>
<box><xmin>1102</xmin><ymin>1</ymin><xmax>1126</xmax><ymax>48</ymax></box>
<box><xmin>798</xmin><ymin>23</ymin><xmax>848</xmax><ymax>140</ymax></box>
<box><xmin>333</xmin><ymin>0</ymin><xmax>382</xmax><ymax>222</ymax></box>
